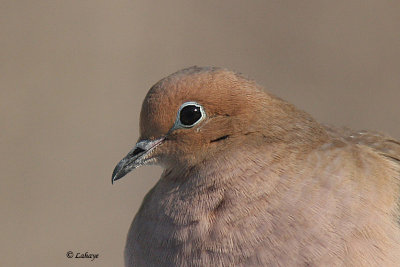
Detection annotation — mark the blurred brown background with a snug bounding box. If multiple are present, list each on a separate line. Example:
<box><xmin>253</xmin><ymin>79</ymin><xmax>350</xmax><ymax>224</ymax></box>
<box><xmin>1</xmin><ymin>0</ymin><xmax>399</xmax><ymax>266</ymax></box>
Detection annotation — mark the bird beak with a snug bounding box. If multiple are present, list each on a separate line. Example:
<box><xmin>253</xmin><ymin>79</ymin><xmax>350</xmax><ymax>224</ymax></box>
<box><xmin>112</xmin><ymin>137</ymin><xmax>165</xmax><ymax>184</ymax></box>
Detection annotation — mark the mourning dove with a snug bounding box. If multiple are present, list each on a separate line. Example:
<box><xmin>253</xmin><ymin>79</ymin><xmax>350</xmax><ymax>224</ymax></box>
<box><xmin>112</xmin><ymin>66</ymin><xmax>400</xmax><ymax>266</ymax></box>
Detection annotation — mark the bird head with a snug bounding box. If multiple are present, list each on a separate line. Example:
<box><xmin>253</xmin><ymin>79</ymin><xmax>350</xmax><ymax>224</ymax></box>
<box><xmin>112</xmin><ymin>66</ymin><xmax>326</xmax><ymax>183</ymax></box>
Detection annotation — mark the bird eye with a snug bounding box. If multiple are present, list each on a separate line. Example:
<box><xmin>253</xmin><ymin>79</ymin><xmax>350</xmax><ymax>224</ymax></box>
<box><xmin>177</xmin><ymin>102</ymin><xmax>205</xmax><ymax>128</ymax></box>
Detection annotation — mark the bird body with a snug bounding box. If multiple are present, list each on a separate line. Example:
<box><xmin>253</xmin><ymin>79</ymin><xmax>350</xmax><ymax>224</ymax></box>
<box><xmin>113</xmin><ymin>67</ymin><xmax>400</xmax><ymax>266</ymax></box>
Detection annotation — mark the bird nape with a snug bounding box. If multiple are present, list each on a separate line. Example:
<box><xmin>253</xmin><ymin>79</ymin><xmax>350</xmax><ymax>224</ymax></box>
<box><xmin>112</xmin><ymin>66</ymin><xmax>400</xmax><ymax>267</ymax></box>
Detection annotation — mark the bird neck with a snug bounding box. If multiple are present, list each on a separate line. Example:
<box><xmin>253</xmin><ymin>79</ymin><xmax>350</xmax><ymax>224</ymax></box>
<box><xmin>161</xmin><ymin>140</ymin><xmax>310</xmax><ymax>194</ymax></box>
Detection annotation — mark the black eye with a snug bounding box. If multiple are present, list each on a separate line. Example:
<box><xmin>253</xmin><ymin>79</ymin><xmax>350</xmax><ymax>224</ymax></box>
<box><xmin>173</xmin><ymin>101</ymin><xmax>206</xmax><ymax>130</ymax></box>
<box><xmin>179</xmin><ymin>105</ymin><xmax>202</xmax><ymax>126</ymax></box>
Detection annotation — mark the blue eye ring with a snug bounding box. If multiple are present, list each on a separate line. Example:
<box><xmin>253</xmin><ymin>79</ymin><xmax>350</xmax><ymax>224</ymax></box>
<box><xmin>173</xmin><ymin>101</ymin><xmax>206</xmax><ymax>129</ymax></box>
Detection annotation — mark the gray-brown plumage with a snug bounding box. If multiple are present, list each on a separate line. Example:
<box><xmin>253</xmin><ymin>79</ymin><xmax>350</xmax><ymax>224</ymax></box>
<box><xmin>112</xmin><ymin>66</ymin><xmax>400</xmax><ymax>266</ymax></box>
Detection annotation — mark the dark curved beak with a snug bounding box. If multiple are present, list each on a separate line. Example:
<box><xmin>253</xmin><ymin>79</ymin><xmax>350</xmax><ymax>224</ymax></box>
<box><xmin>111</xmin><ymin>137</ymin><xmax>164</xmax><ymax>184</ymax></box>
